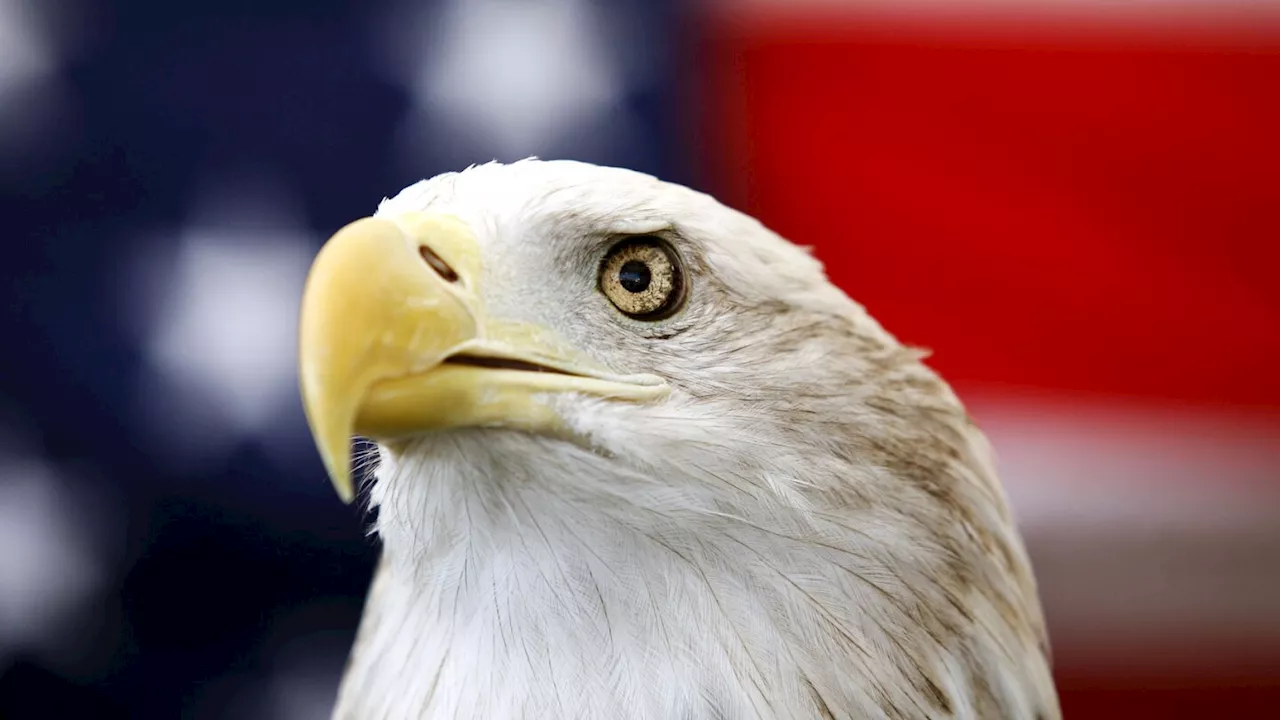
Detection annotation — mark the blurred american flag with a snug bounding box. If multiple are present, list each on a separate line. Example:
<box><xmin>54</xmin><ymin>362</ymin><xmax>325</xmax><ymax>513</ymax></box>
<box><xmin>0</xmin><ymin>0</ymin><xmax>1275</xmax><ymax>717</ymax></box>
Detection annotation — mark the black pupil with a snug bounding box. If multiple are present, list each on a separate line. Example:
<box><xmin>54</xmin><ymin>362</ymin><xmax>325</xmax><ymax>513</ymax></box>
<box><xmin>618</xmin><ymin>260</ymin><xmax>651</xmax><ymax>293</ymax></box>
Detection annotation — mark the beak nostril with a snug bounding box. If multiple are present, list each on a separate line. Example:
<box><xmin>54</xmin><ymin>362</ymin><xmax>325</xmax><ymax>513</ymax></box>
<box><xmin>418</xmin><ymin>244</ymin><xmax>460</xmax><ymax>283</ymax></box>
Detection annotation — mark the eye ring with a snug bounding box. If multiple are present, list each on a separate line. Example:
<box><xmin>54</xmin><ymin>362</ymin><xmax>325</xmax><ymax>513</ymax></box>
<box><xmin>598</xmin><ymin>237</ymin><xmax>686</xmax><ymax>320</ymax></box>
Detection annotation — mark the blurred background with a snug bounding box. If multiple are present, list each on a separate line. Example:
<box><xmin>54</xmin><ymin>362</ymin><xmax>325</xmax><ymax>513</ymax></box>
<box><xmin>0</xmin><ymin>0</ymin><xmax>1276</xmax><ymax>716</ymax></box>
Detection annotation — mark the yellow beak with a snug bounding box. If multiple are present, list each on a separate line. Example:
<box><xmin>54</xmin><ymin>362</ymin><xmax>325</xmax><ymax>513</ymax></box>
<box><xmin>298</xmin><ymin>213</ymin><xmax>667</xmax><ymax>502</ymax></box>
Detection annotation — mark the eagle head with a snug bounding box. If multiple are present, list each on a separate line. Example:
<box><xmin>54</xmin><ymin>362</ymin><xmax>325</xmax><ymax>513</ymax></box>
<box><xmin>298</xmin><ymin>159</ymin><xmax>1058</xmax><ymax>719</ymax></box>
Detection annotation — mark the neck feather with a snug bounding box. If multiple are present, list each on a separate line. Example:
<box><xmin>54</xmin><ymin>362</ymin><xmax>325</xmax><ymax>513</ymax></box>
<box><xmin>333</xmin><ymin>430</ymin><xmax>1057</xmax><ymax>720</ymax></box>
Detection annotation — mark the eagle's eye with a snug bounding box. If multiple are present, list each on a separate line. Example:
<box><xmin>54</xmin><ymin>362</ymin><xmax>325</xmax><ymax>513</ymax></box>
<box><xmin>599</xmin><ymin>237</ymin><xmax>685</xmax><ymax>320</ymax></box>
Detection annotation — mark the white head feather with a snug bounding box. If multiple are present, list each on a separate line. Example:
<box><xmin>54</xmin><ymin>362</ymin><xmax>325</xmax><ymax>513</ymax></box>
<box><xmin>334</xmin><ymin>159</ymin><xmax>1059</xmax><ymax>720</ymax></box>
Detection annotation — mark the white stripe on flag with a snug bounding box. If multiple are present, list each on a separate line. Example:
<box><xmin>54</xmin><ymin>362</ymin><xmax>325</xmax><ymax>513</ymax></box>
<box><xmin>971</xmin><ymin>390</ymin><xmax>1280</xmax><ymax>659</ymax></box>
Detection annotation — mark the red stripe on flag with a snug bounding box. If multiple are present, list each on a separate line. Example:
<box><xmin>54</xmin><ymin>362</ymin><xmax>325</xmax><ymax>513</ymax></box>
<box><xmin>702</xmin><ymin>15</ymin><xmax>1280</xmax><ymax>407</ymax></box>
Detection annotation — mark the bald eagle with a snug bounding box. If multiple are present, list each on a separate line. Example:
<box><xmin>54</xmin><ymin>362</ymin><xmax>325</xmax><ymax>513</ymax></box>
<box><xmin>299</xmin><ymin>159</ymin><xmax>1059</xmax><ymax>719</ymax></box>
